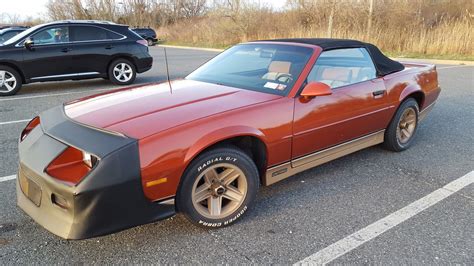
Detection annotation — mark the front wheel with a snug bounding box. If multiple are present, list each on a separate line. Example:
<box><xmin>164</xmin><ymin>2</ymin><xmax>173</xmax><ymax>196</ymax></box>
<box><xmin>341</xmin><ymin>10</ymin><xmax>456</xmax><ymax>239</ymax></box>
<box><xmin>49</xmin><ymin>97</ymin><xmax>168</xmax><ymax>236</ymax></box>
<box><xmin>383</xmin><ymin>98</ymin><xmax>419</xmax><ymax>151</ymax></box>
<box><xmin>108</xmin><ymin>59</ymin><xmax>136</xmax><ymax>85</ymax></box>
<box><xmin>0</xmin><ymin>66</ymin><xmax>22</xmax><ymax>96</ymax></box>
<box><xmin>176</xmin><ymin>147</ymin><xmax>259</xmax><ymax>228</ymax></box>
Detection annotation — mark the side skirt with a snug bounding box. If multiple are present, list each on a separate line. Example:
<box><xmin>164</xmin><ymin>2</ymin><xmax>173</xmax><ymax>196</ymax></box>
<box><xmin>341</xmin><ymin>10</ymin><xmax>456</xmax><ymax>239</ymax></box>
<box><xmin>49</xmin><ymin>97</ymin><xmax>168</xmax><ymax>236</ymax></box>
<box><xmin>264</xmin><ymin>130</ymin><xmax>385</xmax><ymax>186</ymax></box>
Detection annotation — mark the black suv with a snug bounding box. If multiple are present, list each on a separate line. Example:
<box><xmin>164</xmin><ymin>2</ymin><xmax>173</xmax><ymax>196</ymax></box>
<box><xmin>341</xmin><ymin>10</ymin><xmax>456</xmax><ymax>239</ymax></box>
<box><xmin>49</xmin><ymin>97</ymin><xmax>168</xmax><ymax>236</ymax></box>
<box><xmin>0</xmin><ymin>20</ymin><xmax>153</xmax><ymax>96</ymax></box>
<box><xmin>131</xmin><ymin>28</ymin><xmax>158</xmax><ymax>46</ymax></box>
<box><xmin>0</xmin><ymin>27</ymin><xmax>28</xmax><ymax>44</ymax></box>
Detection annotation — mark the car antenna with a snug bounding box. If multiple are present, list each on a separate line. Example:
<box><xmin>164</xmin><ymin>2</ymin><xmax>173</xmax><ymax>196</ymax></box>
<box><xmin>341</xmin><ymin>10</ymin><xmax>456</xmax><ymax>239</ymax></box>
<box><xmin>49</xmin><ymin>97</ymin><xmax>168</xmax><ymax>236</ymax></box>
<box><xmin>163</xmin><ymin>47</ymin><xmax>172</xmax><ymax>94</ymax></box>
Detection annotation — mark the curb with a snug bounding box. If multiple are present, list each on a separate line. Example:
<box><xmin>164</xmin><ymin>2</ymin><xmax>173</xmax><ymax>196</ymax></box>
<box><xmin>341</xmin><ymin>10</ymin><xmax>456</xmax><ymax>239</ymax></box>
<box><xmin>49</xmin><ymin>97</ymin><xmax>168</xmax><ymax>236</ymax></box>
<box><xmin>155</xmin><ymin>45</ymin><xmax>473</xmax><ymax>66</ymax></box>
<box><xmin>157</xmin><ymin>44</ymin><xmax>224</xmax><ymax>52</ymax></box>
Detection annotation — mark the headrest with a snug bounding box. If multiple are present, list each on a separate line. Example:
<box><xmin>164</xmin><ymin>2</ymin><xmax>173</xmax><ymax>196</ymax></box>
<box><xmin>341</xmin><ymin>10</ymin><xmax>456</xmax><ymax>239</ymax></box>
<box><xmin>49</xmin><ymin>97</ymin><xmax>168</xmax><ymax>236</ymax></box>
<box><xmin>321</xmin><ymin>68</ymin><xmax>352</xmax><ymax>81</ymax></box>
<box><xmin>268</xmin><ymin>61</ymin><xmax>291</xmax><ymax>73</ymax></box>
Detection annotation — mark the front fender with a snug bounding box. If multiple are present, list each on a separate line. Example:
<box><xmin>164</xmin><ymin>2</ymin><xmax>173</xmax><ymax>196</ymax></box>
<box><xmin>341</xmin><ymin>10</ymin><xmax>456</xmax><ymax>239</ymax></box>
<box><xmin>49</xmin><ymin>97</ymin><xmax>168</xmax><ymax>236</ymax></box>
<box><xmin>184</xmin><ymin>125</ymin><xmax>266</xmax><ymax>164</ymax></box>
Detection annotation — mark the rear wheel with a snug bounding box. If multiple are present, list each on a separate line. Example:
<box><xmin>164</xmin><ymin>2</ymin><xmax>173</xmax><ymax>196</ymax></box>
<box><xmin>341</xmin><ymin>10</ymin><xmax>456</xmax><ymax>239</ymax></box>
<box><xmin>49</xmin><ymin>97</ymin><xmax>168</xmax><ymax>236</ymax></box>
<box><xmin>108</xmin><ymin>59</ymin><xmax>136</xmax><ymax>85</ymax></box>
<box><xmin>147</xmin><ymin>38</ymin><xmax>154</xmax><ymax>46</ymax></box>
<box><xmin>383</xmin><ymin>98</ymin><xmax>419</xmax><ymax>151</ymax></box>
<box><xmin>177</xmin><ymin>147</ymin><xmax>259</xmax><ymax>228</ymax></box>
<box><xmin>0</xmin><ymin>66</ymin><xmax>22</xmax><ymax>96</ymax></box>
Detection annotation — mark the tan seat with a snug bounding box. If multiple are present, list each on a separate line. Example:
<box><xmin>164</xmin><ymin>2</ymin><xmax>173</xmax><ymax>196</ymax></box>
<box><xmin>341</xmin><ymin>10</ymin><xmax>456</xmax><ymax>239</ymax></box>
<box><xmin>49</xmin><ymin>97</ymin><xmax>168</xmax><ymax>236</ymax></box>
<box><xmin>262</xmin><ymin>61</ymin><xmax>292</xmax><ymax>82</ymax></box>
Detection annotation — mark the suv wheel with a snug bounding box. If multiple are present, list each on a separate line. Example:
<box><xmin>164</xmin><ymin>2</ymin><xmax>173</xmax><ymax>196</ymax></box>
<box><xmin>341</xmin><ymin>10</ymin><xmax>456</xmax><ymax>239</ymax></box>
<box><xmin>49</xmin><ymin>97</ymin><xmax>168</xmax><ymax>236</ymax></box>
<box><xmin>177</xmin><ymin>146</ymin><xmax>259</xmax><ymax>228</ymax></box>
<box><xmin>0</xmin><ymin>66</ymin><xmax>22</xmax><ymax>96</ymax></box>
<box><xmin>383</xmin><ymin>98</ymin><xmax>419</xmax><ymax>151</ymax></box>
<box><xmin>147</xmin><ymin>38</ymin><xmax>154</xmax><ymax>46</ymax></box>
<box><xmin>108</xmin><ymin>59</ymin><xmax>136</xmax><ymax>85</ymax></box>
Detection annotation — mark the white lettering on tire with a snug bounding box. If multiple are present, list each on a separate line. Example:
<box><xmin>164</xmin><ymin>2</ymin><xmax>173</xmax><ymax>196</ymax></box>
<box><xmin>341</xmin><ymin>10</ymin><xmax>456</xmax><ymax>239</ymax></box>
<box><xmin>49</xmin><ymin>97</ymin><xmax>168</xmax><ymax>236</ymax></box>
<box><xmin>198</xmin><ymin>206</ymin><xmax>248</xmax><ymax>227</ymax></box>
<box><xmin>197</xmin><ymin>156</ymin><xmax>238</xmax><ymax>172</ymax></box>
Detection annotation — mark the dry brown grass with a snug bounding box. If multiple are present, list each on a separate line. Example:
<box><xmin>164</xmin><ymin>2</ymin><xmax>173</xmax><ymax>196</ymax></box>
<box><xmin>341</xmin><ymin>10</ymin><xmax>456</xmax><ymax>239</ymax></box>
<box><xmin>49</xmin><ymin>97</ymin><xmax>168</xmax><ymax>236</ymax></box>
<box><xmin>158</xmin><ymin>0</ymin><xmax>473</xmax><ymax>59</ymax></box>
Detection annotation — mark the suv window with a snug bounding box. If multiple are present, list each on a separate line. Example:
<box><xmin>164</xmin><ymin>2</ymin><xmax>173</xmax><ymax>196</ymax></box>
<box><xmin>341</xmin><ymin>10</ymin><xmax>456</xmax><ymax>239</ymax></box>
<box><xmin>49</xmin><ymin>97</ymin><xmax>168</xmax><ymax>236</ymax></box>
<box><xmin>31</xmin><ymin>26</ymin><xmax>69</xmax><ymax>45</ymax></box>
<box><xmin>71</xmin><ymin>26</ymin><xmax>123</xmax><ymax>42</ymax></box>
<box><xmin>307</xmin><ymin>48</ymin><xmax>377</xmax><ymax>88</ymax></box>
<box><xmin>0</xmin><ymin>31</ymin><xmax>21</xmax><ymax>43</ymax></box>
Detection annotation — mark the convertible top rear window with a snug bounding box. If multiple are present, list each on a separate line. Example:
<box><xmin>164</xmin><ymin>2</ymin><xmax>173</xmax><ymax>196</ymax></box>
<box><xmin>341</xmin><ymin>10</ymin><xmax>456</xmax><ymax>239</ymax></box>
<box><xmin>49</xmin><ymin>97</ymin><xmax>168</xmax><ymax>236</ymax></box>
<box><xmin>186</xmin><ymin>44</ymin><xmax>313</xmax><ymax>96</ymax></box>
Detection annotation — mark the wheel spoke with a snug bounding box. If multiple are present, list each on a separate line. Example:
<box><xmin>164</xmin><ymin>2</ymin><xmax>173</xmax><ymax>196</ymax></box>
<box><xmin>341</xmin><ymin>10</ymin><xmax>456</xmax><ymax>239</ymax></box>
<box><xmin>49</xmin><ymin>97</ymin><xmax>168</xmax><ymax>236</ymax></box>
<box><xmin>5</xmin><ymin>77</ymin><xmax>15</xmax><ymax>82</ymax></box>
<box><xmin>401</xmin><ymin>128</ymin><xmax>410</xmax><ymax>138</ymax></box>
<box><xmin>219</xmin><ymin>168</ymin><xmax>239</xmax><ymax>185</ymax></box>
<box><xmin>204</xmin><ymin>168</ymin><xmax>219</xmax><ymax>183</ymax></box>
<box><xmin>194</xmin><ymin>183</ymin><xmax>211</xmax><ymax>202</ymax></box>
<box><xmin>208</xmin><ymin>196</ymin><xmax>222</xmax><ymax>216</ymax></box>
<box><xmin>4</xmin><ymin>82</ymin><xmax>14</xmax><ymax>91</ymax></box>
<box><xmin>222</xmin><ymin>185</ymin><xmax>243</xmax><ymax>202</ymax></box>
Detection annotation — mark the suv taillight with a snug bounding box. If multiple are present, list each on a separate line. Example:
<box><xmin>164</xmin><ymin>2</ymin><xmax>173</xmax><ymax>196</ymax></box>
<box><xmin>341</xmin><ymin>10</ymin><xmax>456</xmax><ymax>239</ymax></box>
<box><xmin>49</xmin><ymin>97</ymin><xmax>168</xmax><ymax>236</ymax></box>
<box><xmin>136</xmin><ymin>39</ymin><xmax>148</xmax><ymax>47</ymax></box>
<box><xmin>46</xmin><ymin>147</ymin><xmax>99</xmax><ymax>185</ymax></box>
<box><xmin>20</xmin><ymin>116</ymin><xmax>40</xmax><ymax>141</ymax></box>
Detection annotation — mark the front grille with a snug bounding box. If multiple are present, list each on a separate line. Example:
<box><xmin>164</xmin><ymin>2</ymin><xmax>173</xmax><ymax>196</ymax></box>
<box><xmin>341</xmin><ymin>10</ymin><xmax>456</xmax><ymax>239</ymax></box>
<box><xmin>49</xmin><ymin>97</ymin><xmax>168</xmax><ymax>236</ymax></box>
<box><xmin>19</xmin><ymin>171</ymin><xmax>42</xmax><ymax>207</ymax></box>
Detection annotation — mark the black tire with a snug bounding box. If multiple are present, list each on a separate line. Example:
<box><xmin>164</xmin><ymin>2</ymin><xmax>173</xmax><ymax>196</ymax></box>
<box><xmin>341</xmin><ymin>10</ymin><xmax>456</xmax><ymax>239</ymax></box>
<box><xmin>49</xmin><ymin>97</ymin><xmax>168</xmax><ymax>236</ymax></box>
<box><xmin>108</xmin><ymin>58</ymin><xmax>136</xmax><ymax>85</ymax></box>
<box><xmin>147</xmin><ymin>38</ymin><xmax>154</xmax><ymax>46</ymax></box>
<box><xmin>0</xmin><ymin>65</ymin><xmax>22</xmax><ymax>96</ymax></box>
<box><xmin>383</xmin><ymin>98</ymin><xmax>419</xmax><ymax>152</ymax></box>
<box><xmin>176</xmin><ymin>146</ymin><xmax>259</xmax><ymax>228</ymax></box>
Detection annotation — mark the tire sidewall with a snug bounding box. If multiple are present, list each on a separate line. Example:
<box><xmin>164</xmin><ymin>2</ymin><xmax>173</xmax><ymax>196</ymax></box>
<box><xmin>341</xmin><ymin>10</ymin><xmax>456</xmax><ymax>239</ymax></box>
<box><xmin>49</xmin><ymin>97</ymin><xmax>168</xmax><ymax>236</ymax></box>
<box><xmin>108</xmin><ymin>59</ymin><xmax>136</xmax><ymax>85</ymax></box>
<box><xmin>0</xmin><ymin>66</ymin><xmax>22</xmax><ymax>96</ymax></box>
<box><xmin>387</xmin><ymin>98</ymin><xmax>419</xmax><ymax>151</ymax></box>
<box><xmin>177</xmin><ymin>147</ymin><xmax>259</xmax><ymax>228</ymax></box>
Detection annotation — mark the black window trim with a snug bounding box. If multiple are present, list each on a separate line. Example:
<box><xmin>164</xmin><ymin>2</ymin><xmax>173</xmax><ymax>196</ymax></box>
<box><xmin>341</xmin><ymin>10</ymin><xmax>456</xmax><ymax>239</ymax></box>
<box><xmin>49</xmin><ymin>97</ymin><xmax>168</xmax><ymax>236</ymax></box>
<box><xmin>14</xmin><ymin>24</ymin><xmax>127</xmax><ymax>47</ymax></box>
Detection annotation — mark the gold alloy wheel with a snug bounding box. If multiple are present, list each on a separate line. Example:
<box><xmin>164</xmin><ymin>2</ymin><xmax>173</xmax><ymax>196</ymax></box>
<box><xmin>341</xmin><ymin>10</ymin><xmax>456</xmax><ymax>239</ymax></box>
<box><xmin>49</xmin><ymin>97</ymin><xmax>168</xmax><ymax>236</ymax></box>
<box><xmin>397</xmin><ymin>108</ymin><xmax>417</xmax><ymax>144</ymax></box>
<box><xmin>191</xmin><ymin>163</ymin><xmax>248</xmax><ymax>219</ymax></box>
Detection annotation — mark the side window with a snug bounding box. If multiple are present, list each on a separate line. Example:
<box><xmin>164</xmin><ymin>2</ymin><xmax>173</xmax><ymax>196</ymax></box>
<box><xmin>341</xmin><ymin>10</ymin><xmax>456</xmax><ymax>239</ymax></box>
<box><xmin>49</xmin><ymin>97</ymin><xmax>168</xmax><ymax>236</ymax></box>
<box><xmin>71</xmin><ymin>26</ymin><xmax>123</xmax><ymax>42</ymax></box>
<box><xmin>307</xmin><ymin>48</ymin><xmax>377</xmax><ymax>89</ymax></box>
<box><xmin>31</xmin><ymin>26</ymin><xmax>69</xmax><ymax>45</ymax></box>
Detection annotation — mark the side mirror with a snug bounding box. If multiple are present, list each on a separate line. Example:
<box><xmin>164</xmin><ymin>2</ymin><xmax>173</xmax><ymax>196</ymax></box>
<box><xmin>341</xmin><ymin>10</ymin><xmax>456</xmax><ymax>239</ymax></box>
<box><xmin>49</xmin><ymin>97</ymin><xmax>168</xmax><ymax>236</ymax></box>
<box><xmin>24</xmin><ymin>38</ymin><xmax>34</xmax><ymax>50</ymax></box>
<box><xmin>300</xmin><ymin>82</ymin><xmax>332</xmax><ymax>98</ymax></box>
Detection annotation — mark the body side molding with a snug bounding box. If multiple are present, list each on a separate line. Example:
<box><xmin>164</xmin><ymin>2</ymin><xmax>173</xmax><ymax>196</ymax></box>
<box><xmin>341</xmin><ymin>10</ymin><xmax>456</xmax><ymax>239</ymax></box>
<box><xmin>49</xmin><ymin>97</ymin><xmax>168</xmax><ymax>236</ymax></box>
<box><xmin>264</xmin><ymin>130</ymin><xmax>385</xmax><ymax>186</ymax></box>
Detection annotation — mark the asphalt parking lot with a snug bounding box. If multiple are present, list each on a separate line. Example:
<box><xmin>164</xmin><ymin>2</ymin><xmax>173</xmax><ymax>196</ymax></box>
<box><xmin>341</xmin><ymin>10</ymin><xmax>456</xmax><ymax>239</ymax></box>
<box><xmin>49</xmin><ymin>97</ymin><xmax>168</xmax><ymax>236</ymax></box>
<box><xmin>0</xmin><ymin>46</ymin><xmax>473</xmax><ymax>264</ymax></box>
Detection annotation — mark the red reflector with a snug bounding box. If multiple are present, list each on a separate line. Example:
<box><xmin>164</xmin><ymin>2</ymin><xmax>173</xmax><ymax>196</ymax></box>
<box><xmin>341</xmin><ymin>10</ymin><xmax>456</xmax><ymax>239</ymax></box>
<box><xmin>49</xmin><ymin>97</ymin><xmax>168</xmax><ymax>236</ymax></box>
<box><xmin>136</xmin><ymin>39</ymin><xmax>148</xmax><ymax>47</ymax></box>
<box><xmin>46</xmin><ymin>147</ymin><xmax>92</xmax><ymax>185</ymax></box>
<box><xmin>21</xmin><ymin>116</ymin><xmax>40</xmax><ymax>141</ymax></box>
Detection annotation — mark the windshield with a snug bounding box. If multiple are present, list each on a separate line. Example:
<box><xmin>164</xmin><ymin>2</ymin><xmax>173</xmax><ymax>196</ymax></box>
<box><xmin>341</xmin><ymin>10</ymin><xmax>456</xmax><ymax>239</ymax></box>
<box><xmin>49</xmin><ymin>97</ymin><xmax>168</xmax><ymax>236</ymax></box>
<box><xmin>2</xmin><ymin>24</ymin><xmax>42</xmax><ymax>46</ymax></box>
<box><xmin>186</xmin><ymin>44</ymin><xmax>313</xmax><ymax>96</ymax></box>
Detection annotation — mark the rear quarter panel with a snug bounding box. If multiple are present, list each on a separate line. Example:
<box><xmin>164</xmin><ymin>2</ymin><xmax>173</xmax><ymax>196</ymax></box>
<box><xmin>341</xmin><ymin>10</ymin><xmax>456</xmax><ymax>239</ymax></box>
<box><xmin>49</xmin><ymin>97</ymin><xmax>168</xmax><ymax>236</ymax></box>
<box><xmin>382</xmin><ymin>63</ymin><xmax>440</xmax><ymax>123</ymax></box>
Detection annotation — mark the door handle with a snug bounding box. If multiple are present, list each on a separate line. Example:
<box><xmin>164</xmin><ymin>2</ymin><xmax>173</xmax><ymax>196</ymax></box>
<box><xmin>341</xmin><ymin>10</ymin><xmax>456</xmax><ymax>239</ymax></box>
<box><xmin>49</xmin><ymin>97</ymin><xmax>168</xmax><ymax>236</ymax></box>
<box><xmin>372</xmin><ymin>90</ymin><xmax>386</xmax><ymax>97</ymax></box>
<box><xmin>61</xmin><ymin>48</ymin><xmax>72</xmax><ymax>53</ymax></box>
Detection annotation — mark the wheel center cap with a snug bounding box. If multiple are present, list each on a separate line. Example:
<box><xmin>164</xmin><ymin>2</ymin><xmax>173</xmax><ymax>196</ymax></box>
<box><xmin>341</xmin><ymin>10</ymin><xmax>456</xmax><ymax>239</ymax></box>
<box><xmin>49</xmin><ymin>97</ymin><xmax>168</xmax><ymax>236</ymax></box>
<box><xmin>211</xmin><ymin>184</ymin><xmax>226</xmax><ymax>196</ymax></box>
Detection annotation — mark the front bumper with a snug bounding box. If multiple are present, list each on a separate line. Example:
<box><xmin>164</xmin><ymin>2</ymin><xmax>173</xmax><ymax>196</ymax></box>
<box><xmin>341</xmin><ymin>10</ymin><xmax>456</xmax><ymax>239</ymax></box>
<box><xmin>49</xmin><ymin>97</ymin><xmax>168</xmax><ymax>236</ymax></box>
<box><xmin>17</xmin><ymin>106</ymin><xmax>175</xmax><ymax>239</ymax></box>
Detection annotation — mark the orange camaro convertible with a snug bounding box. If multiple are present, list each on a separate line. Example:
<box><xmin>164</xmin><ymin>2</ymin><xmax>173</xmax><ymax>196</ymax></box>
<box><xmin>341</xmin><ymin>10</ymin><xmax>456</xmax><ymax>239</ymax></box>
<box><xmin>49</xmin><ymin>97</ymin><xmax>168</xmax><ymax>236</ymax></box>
<box><xmin>17</xmin><ymin>39</ymin><xmax>440</xmax><ymax>239</ymax></box>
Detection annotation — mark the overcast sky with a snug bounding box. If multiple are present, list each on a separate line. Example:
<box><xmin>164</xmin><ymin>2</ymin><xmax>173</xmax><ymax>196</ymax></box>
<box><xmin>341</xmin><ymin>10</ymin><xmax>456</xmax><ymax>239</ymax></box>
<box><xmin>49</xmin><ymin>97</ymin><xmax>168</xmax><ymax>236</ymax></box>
<box><xmin>0</xmin><ymin>0</ymin><xmax>287</xmax><ymax>21</ymax></box>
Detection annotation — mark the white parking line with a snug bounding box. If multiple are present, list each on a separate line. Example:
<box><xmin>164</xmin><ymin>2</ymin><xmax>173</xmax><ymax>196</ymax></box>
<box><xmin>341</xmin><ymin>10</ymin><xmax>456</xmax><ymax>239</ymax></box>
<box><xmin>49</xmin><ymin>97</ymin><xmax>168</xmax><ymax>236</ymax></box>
<box><xmin>0</xmin><ymin>88</ymin><xmax>115</xmax><ymax>102</ymax></box>
<box><xmin>0</xmin><ymin>119</ymin><xmax>30</xmax><ymax>126</ymax></box>
<box><xmin>0</xmin><ymin>175</ymin><xmax>16</xmax><ymax>183</ymax></box>
<box><xmin>295</xmin><ymin>170</ymin><xmax>474</xmax><ymax>265</ymax></box>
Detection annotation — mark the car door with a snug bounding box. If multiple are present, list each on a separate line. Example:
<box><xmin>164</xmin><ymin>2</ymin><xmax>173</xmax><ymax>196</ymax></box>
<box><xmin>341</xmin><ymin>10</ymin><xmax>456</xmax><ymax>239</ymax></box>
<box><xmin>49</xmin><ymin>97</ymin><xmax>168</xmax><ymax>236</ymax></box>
<box><xmin>22</xmin><ymin>26</ymin><xmax>74</xmax><ymax>80</ymax></box>
<box><xmin>292</xmin><ymin>48</ymin><xmax>392</xmax><ymax>158</ymax></box>
<box><xmin>68</xmin><ymin>25</ymin><xmax>125</xmax><ymax>75</ymax></box>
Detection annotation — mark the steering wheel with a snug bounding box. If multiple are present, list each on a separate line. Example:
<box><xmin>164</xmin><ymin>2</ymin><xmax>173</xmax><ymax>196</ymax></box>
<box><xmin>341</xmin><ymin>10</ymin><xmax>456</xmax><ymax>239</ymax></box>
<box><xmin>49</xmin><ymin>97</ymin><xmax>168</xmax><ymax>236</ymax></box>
<box><xmin>276</xmin><ymin>73</ymin><xmax>293</xmax><ymax>83</ymax></box>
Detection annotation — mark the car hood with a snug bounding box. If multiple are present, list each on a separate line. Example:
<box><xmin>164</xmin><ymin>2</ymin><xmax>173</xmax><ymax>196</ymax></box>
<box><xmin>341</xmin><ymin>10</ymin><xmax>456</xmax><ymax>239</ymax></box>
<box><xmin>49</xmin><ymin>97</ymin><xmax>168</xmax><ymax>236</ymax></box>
<box><xmin>65</xmin><ymin>79</ymin><xmax>281</xmax><ymax>139</ymax></box>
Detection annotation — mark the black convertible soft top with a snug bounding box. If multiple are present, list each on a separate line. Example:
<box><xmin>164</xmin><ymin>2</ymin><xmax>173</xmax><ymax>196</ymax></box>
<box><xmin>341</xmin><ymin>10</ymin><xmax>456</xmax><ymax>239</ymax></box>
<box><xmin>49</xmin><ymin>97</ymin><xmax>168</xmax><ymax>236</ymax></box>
<box><xmin>258</xmin><ymin>38</ymin><xmax>404</xmax><ymax>76</ymax></box>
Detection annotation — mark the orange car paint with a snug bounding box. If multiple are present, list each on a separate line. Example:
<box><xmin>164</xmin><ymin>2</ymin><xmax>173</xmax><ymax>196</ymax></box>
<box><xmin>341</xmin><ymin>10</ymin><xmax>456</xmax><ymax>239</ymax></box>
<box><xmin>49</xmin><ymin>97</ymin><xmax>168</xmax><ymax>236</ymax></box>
<box><xmin>65</xmin><ymin>42</ymin><xmax>440</xmax><ymax>201</ymax></box>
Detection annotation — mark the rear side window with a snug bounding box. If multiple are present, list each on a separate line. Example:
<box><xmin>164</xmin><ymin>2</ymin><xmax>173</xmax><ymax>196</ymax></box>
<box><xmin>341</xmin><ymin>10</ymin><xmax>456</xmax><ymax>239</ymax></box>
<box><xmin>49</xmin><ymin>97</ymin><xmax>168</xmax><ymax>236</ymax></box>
<box><xmin>307</xmin><ymin>48</ymin><xmax>377</xmax><ymax>88</ymax></box>
<box><xmin>71</xmin><ymin>26</ymin><xmax>123</xmax><ymax>42</ymax></box>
